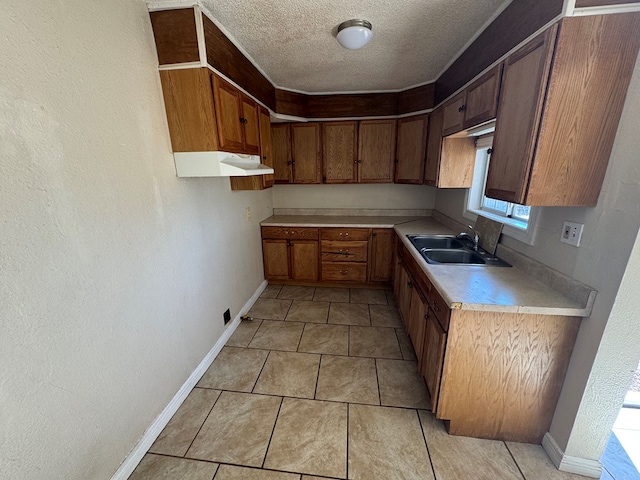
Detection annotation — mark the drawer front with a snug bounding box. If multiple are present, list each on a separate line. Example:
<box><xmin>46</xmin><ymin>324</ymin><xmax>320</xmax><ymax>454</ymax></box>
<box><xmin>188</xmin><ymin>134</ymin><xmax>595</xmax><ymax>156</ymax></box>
<box><xmin>321</xmin><ymin>262</ymin><xmax>367</xmax><ymax>282</ymax></box>
<box><xmin>321</xmin><ymin>240</ymin><xmax>368</xmax><ymax>262</ymax></box>
<box><xmin>262</xmin><ymin>226</ymin><xmax>319</xmax><ymax>240</ymax></box>
<box><xmin>430</xmin><ymin>289</ymin><xmax>451</xmax><ymax>331</ymax></box>
<box><xmin>320</xmin><ymin>228</ymin><xmax>369</xmax><ymax>241</ymax></box>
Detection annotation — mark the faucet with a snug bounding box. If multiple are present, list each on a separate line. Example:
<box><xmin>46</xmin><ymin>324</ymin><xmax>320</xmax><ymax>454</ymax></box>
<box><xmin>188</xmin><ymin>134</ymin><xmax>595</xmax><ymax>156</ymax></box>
<box><xmin>457</xmin><ymin>224</ymin><xmax>480</xmax><ymax>250</ymax></box>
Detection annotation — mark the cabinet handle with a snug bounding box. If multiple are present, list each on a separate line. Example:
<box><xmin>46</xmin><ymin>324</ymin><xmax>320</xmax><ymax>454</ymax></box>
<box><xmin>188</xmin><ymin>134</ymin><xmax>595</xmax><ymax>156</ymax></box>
<box><xmin>458</xmin><ymin>105</ymin><xmax>466</xmax><ymax>112</ymax></box>
<box><xmin>372</xmin><ymin>232</ymin><xmax>377</xmax><ymax>237</ymax></box>
<box><xmin>408</xmin><ymin>280</ymin><xmax>413</xmax><ymax>289</ymax></box>
<box><xmin>291</xmin><ymin>231</ymin><xmax>297</xmax><ymax>235</ymax></box>
<box><xmin>354</xmin><ymin>159</ymin><xmax>362</xmax><ymax>164</ymax></box>
<box><xmin>262</xmin><ymin>156</ymin><xmax>267</xmax><ymax>160</ymax></box>
<box><xmin>340</xmin><ymin>270</ymin><xmax>348</xmax><ymax>275</ymax></box>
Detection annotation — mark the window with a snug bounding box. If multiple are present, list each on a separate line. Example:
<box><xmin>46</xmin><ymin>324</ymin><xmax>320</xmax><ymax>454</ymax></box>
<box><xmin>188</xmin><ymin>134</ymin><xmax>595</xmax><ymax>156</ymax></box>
<box><xmin>464</xmin><ymin>139</ymin><xmax>538</xmax><ymax>245</ymax></box>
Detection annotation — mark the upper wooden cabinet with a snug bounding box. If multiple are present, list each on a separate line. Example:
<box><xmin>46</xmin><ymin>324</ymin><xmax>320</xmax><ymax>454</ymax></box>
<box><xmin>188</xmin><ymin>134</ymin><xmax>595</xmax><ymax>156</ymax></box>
<box><xmin>395</xmin><ymin>115</ymin><xmax>428</xmax><ymax>184</ymax></box>
<box><xmin>441</xmin><ymin>64</ymin><xmax>503</xmax><ymax>137</ymax></box>
<box><xmin>272</xmin><ymin>124</ymin><xmax>292</xmax><ymax>183</ymax></box>
<box><xmin>358</xmin><ymin>120</ymin><xmax>396</xmax><ymax>183</ymax></box>
<box><xmin>487</xmin><ymin>13</ymin><xmax>640</xmax><ymax>206</ymax></box>
<box><xmin>323</xmin><ymin>121</ymin><xmax>358</xmax><ymax>183</ymax></box>
<box><xmin>213</xmin><ymin>75</ymin><xmax>260</xmax><ymax>155</ymax></box>
<box><xmin>291</xmin><ymin>123</ymin><xmax>322</xmax><ymax>184</ymax></box>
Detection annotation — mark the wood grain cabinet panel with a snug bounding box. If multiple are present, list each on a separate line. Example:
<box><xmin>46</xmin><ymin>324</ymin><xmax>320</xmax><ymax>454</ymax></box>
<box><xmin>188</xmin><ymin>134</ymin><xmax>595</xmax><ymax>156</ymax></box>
<box><xmin>424</xmin><ymin>108</ymin><xmax>443</xmax><ymax>186</ymax></box>
<box><xmin>321</xmin><ymin>241</ymin><xmax>368</xmax><ymax>263</ymax></box>
<box><xmin>369</xmin><ymin>229</ymin><xmax>394</xmax><ymax>283</ymax></box>
<box><xmin>213</xmin><ymin>75</ymin><xmax>245</xmax><ymax>152</ymax></box>
<box><xmin>321</xmin><ymin>263</ymin><xmax>367</xmax><ymax>283</ymax></box>
<box><xmin>272</xmin><ymin>124</ymin><xmax>292</xmax><ymax>184</ymax></box>
<box><xmin>421</xmin><ymin>308</ymin><xmax>447</xmax><ymax>413</ymax></box>
<box><xmin>488</xmin><ymin>13</ymin><xmax>640</xmax><ymax>206</ymax></box>
<box><xmin>320</xmin><ymin>228</ymin><xmax>369</xmax><ymax>241</ymax></box>
<box><xmin>290</xmin><ymin>240</ymin><xmax>319</xmax><ymax>281</ymax></box>
<box><xmin>240</xmin><ymin>94</ymin><xmax>260</xmax><ymax>154</ymax></box>
<box><xmin>407</xmin><ymin>287</ymin><xmax>428</xmax><ymax>361</ymax></box>
<box><xmin>262</xmin><ymin>239</ymin><xmax>290</xmax><ymax>281</ymax></box>
<box><xmin>442</xmin><ymin>93</ymin><xmax>466</xmax><ymax>137</ymax></box>
<box><xmin>463</xmin><ymin>64</ymin><xmax>503</xmax><ymax>129</ymax></box>
<box><xmin>262</xmin><ymin>228</ymin><xmax>318</xmax><ymax>282</ymax></box>
<box><xmin>357</xmin><ymin>120</ymin><xmax>396</xmax><ymax>183</ymax></box>
<box><xmin>230</xmin><ymin>105</ymin><xmax>273</xmax><ymax>191</ymax></box>
<box><xmin>395</xmin><ymin>115</ymin><xmax>428</xmax><ymax>184</ymax></box>
<box><xmin>291</xmin><ymin>123</ymin><xmax>322</xmax><ymax>184</ymax></box>
<box><xmin>323</xmin><ymin>121</ymin><xmax>357</xmax><ymax>183</ymax></box>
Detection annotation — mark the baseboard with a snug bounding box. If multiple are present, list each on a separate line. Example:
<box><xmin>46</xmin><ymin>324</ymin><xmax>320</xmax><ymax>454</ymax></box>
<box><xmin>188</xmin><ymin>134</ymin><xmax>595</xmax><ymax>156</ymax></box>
<box><xmin>110</xmin><ymin>279</ymin><xmax>268</xmax><ymax>480</ymax></box>
<box><xmin>542</xmin><ymin>432</ymin><xmax>603</xmax><ymax>478</ymax></box>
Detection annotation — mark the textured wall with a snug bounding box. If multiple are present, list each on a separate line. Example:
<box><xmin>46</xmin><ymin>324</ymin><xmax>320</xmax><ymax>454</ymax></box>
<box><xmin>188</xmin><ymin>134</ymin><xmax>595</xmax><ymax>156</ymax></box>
<box><xmin>0</xmin><ymin>1</ymin><xmax>271</xmax><ymax>478</ymax></box>
<box><xmin>434</xmin><ymin>53</ymin><xmax>640</xmax><ymax>463</ymax></box>
<box><xmin>272</xmin><ymin>184</ymin><xmax>437</xmax><ymax>210</ymax></box>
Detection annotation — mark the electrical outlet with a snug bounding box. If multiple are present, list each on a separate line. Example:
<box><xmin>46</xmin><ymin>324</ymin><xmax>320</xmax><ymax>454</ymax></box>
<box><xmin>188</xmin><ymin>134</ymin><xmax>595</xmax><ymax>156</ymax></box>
<box><xmin>245</xmin><ymin>207</ymin><xmax>251</xmax><ymax>221</ymax></box>
<box><xmin>223</xmin><ymin>308</ymin><xmax>231</xmax><ymax>325</ymax></box>
<box><xmin>560</xmin><ymin>221</ymin><xmax>584</xmax><ymax>247</ymax></box>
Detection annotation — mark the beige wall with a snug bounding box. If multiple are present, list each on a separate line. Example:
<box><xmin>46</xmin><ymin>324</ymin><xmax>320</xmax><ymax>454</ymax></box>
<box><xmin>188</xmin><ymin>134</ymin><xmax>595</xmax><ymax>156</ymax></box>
<box><xmin>272</xmin><ymin>183</ymin><xmax>437</xmax><ymax>210</ymax></box>
<box><xmin>0</xmin><ymin>1</ymin><xmax>271</xmax><ymax>478</ymax></box>
<box><xmin>435</xmin><ymin>53</ymin><xmax>640</xmax><ymax>463</ymax></box>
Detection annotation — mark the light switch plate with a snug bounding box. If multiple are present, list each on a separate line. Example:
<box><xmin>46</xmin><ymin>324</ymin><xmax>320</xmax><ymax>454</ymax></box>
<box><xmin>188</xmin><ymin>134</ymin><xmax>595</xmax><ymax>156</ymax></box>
<box><xmin>560</xmin><ymin>221</ymin><xmax>584</xmax><ymax>247</ymax></box>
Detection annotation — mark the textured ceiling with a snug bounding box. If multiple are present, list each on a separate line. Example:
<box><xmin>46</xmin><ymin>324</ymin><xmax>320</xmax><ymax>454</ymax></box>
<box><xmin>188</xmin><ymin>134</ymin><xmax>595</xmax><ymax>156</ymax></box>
<box><xmin>150</xmin><ymin>0</ymin><xmax>511</xmax><ymax>93</ymax></box>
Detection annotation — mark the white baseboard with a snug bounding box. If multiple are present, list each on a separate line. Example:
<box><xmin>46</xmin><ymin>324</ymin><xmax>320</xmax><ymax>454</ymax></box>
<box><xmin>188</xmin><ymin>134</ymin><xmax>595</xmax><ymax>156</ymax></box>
<box><xmin>110</xmin><ymin>280</ymin><xmax>268</xmax><ymax>480</ymax></box>
<box><xmin>542</xmin><ymin>432</ymin><xmax>603</xmax><ymax>478</ymax></box>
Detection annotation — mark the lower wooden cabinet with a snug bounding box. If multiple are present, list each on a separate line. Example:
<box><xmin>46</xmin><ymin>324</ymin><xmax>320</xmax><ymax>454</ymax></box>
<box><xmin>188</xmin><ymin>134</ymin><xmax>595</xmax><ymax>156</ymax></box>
<box><xmin>421</xmin><ymin>308</ymin><xmax>447</xmax><ymax>413</ymax></box>
<box><xmin>369</xmin><ymin>228</ymin><xmax>394</xmax><ymax>283</ymax></box>
<box><xmin>321</xmin><ymin>228</ymin><xmax>368</xmax><ymax>283</ymax></box>
<box><xmin>262</xmin><ymin>227</ymin><xmax>319</xmax><ymax>282</ymax></box>
<box><xmin>407</xmin><ymin>286</ymin><xmax>428</xmax><ymax>361</ymax></box>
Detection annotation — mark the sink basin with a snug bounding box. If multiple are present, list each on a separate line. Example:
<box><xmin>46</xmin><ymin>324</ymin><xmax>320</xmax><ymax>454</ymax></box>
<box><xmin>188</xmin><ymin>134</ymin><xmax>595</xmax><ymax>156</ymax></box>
<box><xmin>408</xmin><ymin>235</ymin><xmax>466</xmax><ymax>250</ymax></box>
<box><xmin>422</xmin><ymin>249</ymin><xmax>486</xmax><ymax>265</ymax></box>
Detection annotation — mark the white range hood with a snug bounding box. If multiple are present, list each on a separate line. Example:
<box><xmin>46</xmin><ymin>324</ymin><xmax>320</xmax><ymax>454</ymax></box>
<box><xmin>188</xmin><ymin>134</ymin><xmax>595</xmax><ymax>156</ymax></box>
<box><xmin>173</xmin><ymin>151</ymin><xmax>275</xmax><ymax>177</ymax></box>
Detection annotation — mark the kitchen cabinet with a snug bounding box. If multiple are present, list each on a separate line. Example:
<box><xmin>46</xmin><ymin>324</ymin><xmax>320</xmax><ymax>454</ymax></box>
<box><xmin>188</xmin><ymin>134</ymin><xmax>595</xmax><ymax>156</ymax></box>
<box><xmin>261</xmin><ymin>227</ymin><xmax>319</xmax><ymax>281</ymax></box>
<box><xmin>322</xmin><ymin>122</ymin><xmax>357</xmax><ymax>183</ymax></box>
<box><xmin>212</xmin><ymin>75</ymin><xmax>260</xmax><ymax>155</ymax></box>
<box><xmin>487</xmin><ymin>13</ymin><xmax>640</xmax><ymax>206</ymax></box>
<box><xmin>320</xmin><ymin>228</ymin><xmax>368</xmax><ymax>283</ymax></box>
<box><xmin>407</xmin><ymin>286</ymin><xmax>428</xmax><ymax>362</ymax></box>
<box><xmin>369</xmin><ymin>228</ymin><xmax>394</xmax><ymax>283</ymax></box>
<box><xmin>395</xmin><ymin>115</ymin><xmax>428</xmax><ymax>184</ymax></box>
<box><xmin>441</xmin><ymin>64</ymin><xmax>503</xmax><ymax>137</ymax></box>
<box><xmin>357</xmin><ymin>120</ymin><xmax>396</xmax><ymax>183</ymax></box>
<box><xmin>424</xmin><ymin>107</ymin><xmax>476</xmax><ymax>188</ymax></box>
<box><xmin>421</xmin><ymin>307</ymin><xmax>446</xmax><ymax>412</ymax></box>
<box><xmin>272</xmin><ymin>122</ymin><xmax>322</xmax><ymax>184</ymax></box>
<box><xmin>230</xmin><ymin>105</ymin><xmax>274</xmax><ymax>191</ymax></box>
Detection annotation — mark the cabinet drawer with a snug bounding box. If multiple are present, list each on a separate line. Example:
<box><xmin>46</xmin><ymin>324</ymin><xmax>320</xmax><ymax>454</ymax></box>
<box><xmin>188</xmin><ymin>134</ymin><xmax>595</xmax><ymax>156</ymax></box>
<box><xmin>321</xmin><ymin>263</ymin><xmax>367</xmax><ymax>282</ymax></box>
<box><xmin>320</xmin><ymin>228</ymin><xmax>369</xmax><ymax>241</ymax></box>
<box><xmin>429</xmin><ymin>288</ymin><xmax>450</xmax><ymax>331</ymax></box>
<box><xmin>262</xmin><ymin>226</ymin><xmax>319</xmax><ymax>240</ymax></box>
<box><xmin>321</xmin><ymin>241</ymin><xmax>368</xmax><ymax>262</ymax></box>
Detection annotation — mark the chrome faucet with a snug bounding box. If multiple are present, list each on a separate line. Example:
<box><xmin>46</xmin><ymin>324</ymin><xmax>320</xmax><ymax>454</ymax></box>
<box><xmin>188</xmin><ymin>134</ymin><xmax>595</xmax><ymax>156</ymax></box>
<box><xmin>457</xmin><ymin>224</ymin><xmax>480</xmax><ymax>250</ymax></box>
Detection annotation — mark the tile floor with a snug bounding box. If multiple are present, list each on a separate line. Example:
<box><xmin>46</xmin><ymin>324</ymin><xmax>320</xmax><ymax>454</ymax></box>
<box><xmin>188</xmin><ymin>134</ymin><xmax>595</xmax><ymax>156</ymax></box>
<box><xmin>130</xmin><ymin>285</ymin><xmax>593</xmax><ymax>480</ymax></box>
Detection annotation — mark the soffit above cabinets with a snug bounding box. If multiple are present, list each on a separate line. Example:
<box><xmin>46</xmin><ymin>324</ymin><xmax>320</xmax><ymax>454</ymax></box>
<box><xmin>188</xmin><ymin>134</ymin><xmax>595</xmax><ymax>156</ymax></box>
<box><xmin>148</xmin><ymin>0</ymin><xmax>512</xmax><ymax>93</ymax></box>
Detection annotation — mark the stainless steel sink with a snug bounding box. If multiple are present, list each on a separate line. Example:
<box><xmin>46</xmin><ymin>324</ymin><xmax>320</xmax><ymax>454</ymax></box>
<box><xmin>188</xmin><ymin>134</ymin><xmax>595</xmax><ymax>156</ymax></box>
<box><xmin>407</xmin><ymin>235</ymin><xmax>466</xmax><ymax>250</ymax></box>
<box><xmin>422</xmin><ymin>249</ymin><xmax>486</xmax><ymax>265</ymax></box>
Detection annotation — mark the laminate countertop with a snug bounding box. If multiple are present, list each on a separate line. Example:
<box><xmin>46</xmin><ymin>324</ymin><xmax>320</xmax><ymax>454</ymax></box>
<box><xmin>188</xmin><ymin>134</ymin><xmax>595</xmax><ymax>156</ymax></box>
<box><xmin>260</xmin><ymin>216</ymin><xmax>596</xmax><ymax>317</ymax></box>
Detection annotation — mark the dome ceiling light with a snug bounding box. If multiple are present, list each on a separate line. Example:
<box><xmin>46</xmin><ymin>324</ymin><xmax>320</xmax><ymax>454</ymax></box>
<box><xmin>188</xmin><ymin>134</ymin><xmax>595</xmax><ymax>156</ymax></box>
<box><xmin>336</xmin><ymin>19</ymin><xmax>373</xmax><ymax>50</ymax></box>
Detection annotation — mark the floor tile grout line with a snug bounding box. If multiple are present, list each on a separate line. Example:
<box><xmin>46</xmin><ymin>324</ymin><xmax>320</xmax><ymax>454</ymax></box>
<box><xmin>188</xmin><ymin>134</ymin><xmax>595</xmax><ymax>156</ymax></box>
<box><xmin>243</xmin><ymin>318</ymin><xmax>263</xmax><ymax>347</ymax></box>
<box><xmin>181</xmin><ymin>390</ymin><xmax>224</xmax><ymax>459</ymax></box>
<box><xmin>313</xmin><ymin>354</ymin><xmax>323</xmax><ymax>400</ymax></box>
<box><xmin>251</xmin><ymin>350</ymin><xmax>272</xmax><ymax>393</ymax></box>
<box><xmin>504</xmin><ymin>441</ymin><xmax>527</xmax><ymax>480</ymax></box>
<box><xmin>239</xmin><ymin>343</ymin><xmax>403</xmax><ymax>360</ymax></box>
<box><xmin>417</xmin><ymin>409</ymin><xmax>439</xmax><ymax>480</ymax></box>
<box><xmin>374</xmin><ymin>358</ymin><xmax>382</xmax><ymax>406</ymax></box>
<box><xmin>296</xmin><ymin>322</ymin><xmax>308</xmax><ymax>353</ymax></box>
<box><xmin>261</xmin><ymin>396</ymin><xmax>284</xmax><ymax>469</ymax></box>
<box><xmin>346</xmin><ymin>402</ymin><xmax>350</xmax><ymax>480</ymax></box>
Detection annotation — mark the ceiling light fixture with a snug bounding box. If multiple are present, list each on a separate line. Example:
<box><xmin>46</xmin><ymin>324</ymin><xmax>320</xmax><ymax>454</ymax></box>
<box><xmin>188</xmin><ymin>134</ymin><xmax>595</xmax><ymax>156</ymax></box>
<box><xmin>336</xmin><ymin>19</ymin><xmax>373</xmax><ymax>50</ymax></box>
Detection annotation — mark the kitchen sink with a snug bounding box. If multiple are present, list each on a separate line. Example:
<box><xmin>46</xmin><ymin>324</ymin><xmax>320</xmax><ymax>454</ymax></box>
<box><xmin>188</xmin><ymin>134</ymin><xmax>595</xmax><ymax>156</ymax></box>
<box><xmin>407</xmin><ymin>235</ymin><xmax>511</xmax><ymax>267</ymax></box>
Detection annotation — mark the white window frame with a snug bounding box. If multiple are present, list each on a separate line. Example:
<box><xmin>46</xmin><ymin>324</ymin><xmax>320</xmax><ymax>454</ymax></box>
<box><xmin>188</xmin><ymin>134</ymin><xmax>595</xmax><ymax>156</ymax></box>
<box><xmin>463</xmin><ymin>138</ymin><xmax>538</xmax><ymax>245</ymax></box>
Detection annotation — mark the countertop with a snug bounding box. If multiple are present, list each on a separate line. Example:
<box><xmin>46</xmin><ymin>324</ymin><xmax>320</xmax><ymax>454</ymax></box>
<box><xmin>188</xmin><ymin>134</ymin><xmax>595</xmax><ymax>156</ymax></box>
<box><xmin>260</xmin><ymin>215</ymin><xmax>596</xmax><ymax>317</ymax></box>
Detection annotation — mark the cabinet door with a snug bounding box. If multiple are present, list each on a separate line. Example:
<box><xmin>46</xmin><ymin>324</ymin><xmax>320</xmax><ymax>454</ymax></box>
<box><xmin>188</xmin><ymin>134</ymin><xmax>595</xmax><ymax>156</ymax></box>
<box><xmin>272</xmin><ymin>124</ymin><xmax>292</xmax><ymax>184</ymax></box>
<box><xmin>424</xmin><ymin>108</ymin><xmax>443</xmax><ymax>186</ymax></box>
<box><xmin>323</xmin><ymin>121</ymin><xmax>357</xmax><ymax>183</ymax></box>
<box><xmin>395</xmin><ymin>115</ymin><xmax>428</xmax><ymax>184</ymax></box>
<box><xmin>442</xmin><ymin>92</ymin><xmax>466</xmax><ymax>136</ymax></box>
<box><xmin>290</xmin><ymin>240</ymin><xmax>318</xmax><ymax>281</ymax></box>
<box><xmin>486</xmin><ymin>28</ymin><xmax>557</xmax><ymax>204</ymax></box>
<box><xmin>421</xmin><ymin>309</ymin><xmax>447</xmax><ymax>413</ymax></box>
<box><xmin>241</xmin><ymin>94</ymin><xmax>261</xmax><ymax>155</ymax></box>
<box><xmin>358</xmin><ymin>120</ymin><xmax>396</xmax><ymax>183</ymax></box>
<box><xmin>263</xmin><ymin>239</ymin><xmax>290</xmax><ymax>281</ymax></box>
<box><xmin>369</xmin><ymin>229</ymin><xmax>394</xmax><ymax>283</ymax></box>
<box><xmin>291</xmin><ymin>123</ymin><xmax>322</xmax><ymax>184</ymax></box>
<box><xmin>463</xmin><ymin>63</ymin><xmax>503</xmax><ymax>129</ymax></box>
<box><xmin>259</xmin><ymin>106</ymin><xmax>274</xmax><ymax>188</ymax></box>
<box><xmin>408</xmin><ymin>287</ymin><xmax>427</xmax><ymax>361</ymax></box>
<box><xmin>397</xmin><ymin>262</ymin><xmax>413</xmax><ymax>328</ymax></box>
<box><xmin>213</xmin><ymin>75</ymin><xmax>244</xmax><ymax>152</ymax></box>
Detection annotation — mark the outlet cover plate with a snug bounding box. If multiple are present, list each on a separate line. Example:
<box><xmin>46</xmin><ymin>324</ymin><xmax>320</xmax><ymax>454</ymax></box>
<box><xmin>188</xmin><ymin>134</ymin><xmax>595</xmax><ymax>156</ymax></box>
<box><xmin>560</xmin><ymin>221</ymin><xmax>584</xmax><ymax>247</ymax></box>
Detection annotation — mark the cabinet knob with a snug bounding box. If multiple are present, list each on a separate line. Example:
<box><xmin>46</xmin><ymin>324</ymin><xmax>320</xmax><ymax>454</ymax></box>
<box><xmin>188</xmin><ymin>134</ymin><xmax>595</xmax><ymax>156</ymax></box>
<box><xmin>262</xmin><ymin>156</ymin><xmax>267</xmax><ymax>160</ymax></box>
<box><xmin>340</xmin><ymin>270</ymin><xmax>348</xmax><ymax>275</ymax></box>
<box><xmin>345</xmin><ymin>232</ymin><xmax>349</xmax><ymax>236</ymax></box>
<box><xmin>408</xmin><ymin>280</ymin><xmax>413</xmax><ymax>289</ymax></box>
<box><xmin>291</xmin><ymin>231</ymin><xmax>296</xmax><ymax>235</ymax></box>
<box><xmin>458</xmin><ymin>105</ymin><xmax>466</xmax><ymax>112</ymax></box>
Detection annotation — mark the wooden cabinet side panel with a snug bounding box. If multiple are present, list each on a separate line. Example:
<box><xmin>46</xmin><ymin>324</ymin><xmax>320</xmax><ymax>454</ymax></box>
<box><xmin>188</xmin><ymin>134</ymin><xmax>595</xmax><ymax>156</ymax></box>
<box><xmin>395</xmin><ymin>115</ymin><xmax>428</xmax><ymax>184</ymax></box>
<box><xmin>323</xmin><ymin>122</ymin><xmax>358</xmax><ymax>183</ymax></box>
<box><xmin>463</xmin><ymin>63</ymin><xmax>503</xmax><ymax>129</ymax></box>
<box><xmin>259</xmin><ymin>107</ymin><xmax>274</xmax><ymax>188</ymax></box>
<box><xmin>369</xmin><ymin>229</ymin><xmax>394</xmax><ymax>283</ymax></box>
<box><xmin>438</xmin><ymin>137</ymin><xmax>477</xmax><ymax>188</ymax></box>
<box><xmin>159</xmin><ymin>69</ymin><xmax>219</xmax><ymax>152</ymax></box>
<box><xmin>262</xmin><ymin>239</ymin><xmax>290</xmax><ymax>280</ymax></box>
<box><xmin>527</xmin><ymin>13</ymin><xmax>640</xmax><ymax>206</ymax></box>
<box><xmin>486</xmin><ymin>27</ymin><xmax>557</xmax><ymax>204</ymax></box>
<box><xmin>291</xmin><ymin>240</ymin><xmax>319</xmax><ymax>281</ymax></box>
<box><xmin>424</xmin><ymin>108</ymin><xmax>444</xmax><ymax>186</ymax></box>
<box><xmin>241</xmin><ymin>95</ymin><xmax>261</xmax><ymax>154</ymax></box>
<box><xmin>292</xmin><ymin>123</ymin><xmax>322</xmax><ymax>184</ymax></box>
<box><xmin>438</xmin><ymin>310</ymin><xmax>580</xmax><ymax>443</ymax></box>
<box><xmin>213</xmin><ymin>76</ymin><xmax>244</xmax><ymax>152</ymax></box>
<box><xmin>272</xmin><ymin>124</ymin><xmax>292</xmax><ymax>184</ymax></box>
<box><xmin>358</xmin><ymin>120</ymin><xmax>397</xmax><ymax>183</ymax></box>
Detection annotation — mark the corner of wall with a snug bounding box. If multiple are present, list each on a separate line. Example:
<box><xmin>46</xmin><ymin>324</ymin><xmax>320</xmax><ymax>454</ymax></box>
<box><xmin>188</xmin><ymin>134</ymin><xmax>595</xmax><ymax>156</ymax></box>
<box><xmin>542</xmin><ymin>432</ymin><xmax>602</xmax><ymax>479</ymax></box>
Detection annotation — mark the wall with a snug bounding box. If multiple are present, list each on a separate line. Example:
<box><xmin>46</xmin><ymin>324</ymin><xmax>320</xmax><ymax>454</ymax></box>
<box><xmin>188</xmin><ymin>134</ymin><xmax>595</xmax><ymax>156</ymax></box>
<box><xmin>272</xmin><ymin>184</ymin><xmax>437</xmax><ymax>211</ymax></box>
<box><xmin>0</xmin><ymin>1</ymin><xmax>271</xmax><ymax>479</ymax></box>
<box><xmin>434</xmin><ymin>52</ymin><xmax>640</xmax><ymax>463</ymax></box>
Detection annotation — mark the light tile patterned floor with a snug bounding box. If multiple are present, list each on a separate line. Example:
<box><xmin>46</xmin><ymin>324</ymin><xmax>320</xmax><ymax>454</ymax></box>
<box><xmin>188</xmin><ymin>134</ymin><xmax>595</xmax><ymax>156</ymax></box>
<box><xmin>130</xmin><ymin>286</ymin><xmax>593</xmax><ymax>480</ymax></box>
